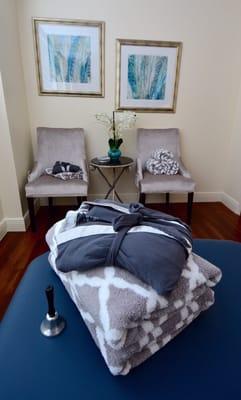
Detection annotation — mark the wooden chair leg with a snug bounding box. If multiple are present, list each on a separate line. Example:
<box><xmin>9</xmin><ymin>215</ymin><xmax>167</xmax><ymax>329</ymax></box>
<box><xmin>77</xmin><ymin>196</ymin><xmax>87</xmax><ymax>206</ymax></box>
<box><xmin>48</xmin><ymin>197</ymin><xmax>53</xmax><ymax>210</ymax></box>
<box><xmin>27</xmin><ymin>197</ymin><xmax>36</xmax><ymax>232</ymax></box>
<box><xmin>165</xmin><ymin>193</ymin><xmax>170</xmax><ymax>207</ymax></box>
<box><xmin>77</xmin><ymin>197</ymin><xmax>82</xmax><ymax>206</ymax></box>
<box><xmin>139</xmin><ymin>193</ymin><xmax>146</xmax><ymax>205</ymax></box>
<box><xmin>47</xmin><ymin>197</ymin><xmax>54</xmax><ymax>223</ymax></box>
<box><xmin>187</xmin><ymin>192</ymin><xmax>194</xmax><ymax>225</ymax></box>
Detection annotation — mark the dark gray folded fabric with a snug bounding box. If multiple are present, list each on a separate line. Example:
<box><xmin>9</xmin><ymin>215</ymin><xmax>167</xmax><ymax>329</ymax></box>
<box><xmin>53</xmin><ymin>161</ymin><xmax>81</xmax><ymax>174</ymax></box>
<box><xmin>54</xmin><ymin>200</ymin><xmax>192</xmax><ymax>294</ymax></box>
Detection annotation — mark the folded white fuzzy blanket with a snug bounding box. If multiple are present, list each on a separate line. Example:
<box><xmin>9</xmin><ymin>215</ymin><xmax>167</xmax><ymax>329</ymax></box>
<box><xmin>47</xmin><ymin>222</ymin><xmax>221</xmax><ymax>375</ymax></box>
<box><xmin>145</xmin><ymin>148</ymin><xmax>179</xmax><ymax>175</ymax></box>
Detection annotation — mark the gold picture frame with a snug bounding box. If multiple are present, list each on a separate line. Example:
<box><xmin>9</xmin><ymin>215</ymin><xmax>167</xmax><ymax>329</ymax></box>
<box><xmin>33</xmin><ymin>17</ymin><xmax>105</xmax><ymax>97</ymax></box>
<box><xmin>116</xmin><ymin>39</ymin><xmax>182</xmax><ymax>112</ymax></box>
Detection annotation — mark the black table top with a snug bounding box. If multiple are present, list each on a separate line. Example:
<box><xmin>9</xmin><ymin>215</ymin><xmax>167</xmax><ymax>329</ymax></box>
<box><xmin>90</xmin><ymin>156</ymin><xmax>134</xmax><ymax>168</ymax></box>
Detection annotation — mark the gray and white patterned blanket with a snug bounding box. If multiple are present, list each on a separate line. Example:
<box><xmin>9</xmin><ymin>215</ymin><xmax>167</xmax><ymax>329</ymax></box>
<box><xmin>45</xmin><ymin>160</ymin><xmax>83</xmax><ymax>181</ymax></box>
<box><xmin>146</xmin><ymin>148</ymin><xmax>179</xmax><ymax>175</ymax></box>
<box><xmin>45</xmin><ymin>168</ymin><xmax>83</xmax><ymax>181</ymax></box>
<box><xmin>47</xmin><ymin>220</ymin><xmax>222</xmax><ymax>375</ymax></box>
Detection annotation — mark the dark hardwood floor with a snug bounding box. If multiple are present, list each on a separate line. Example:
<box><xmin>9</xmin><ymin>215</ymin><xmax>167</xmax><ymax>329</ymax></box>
<box><xmin>0</xmin><ymin>202</ymin><xmax>241</xmax><ymax>319</ymax></box>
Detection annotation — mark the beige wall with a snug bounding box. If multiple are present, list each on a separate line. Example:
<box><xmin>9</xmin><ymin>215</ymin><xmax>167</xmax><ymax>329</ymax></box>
<box><xmin>16</xmin><ymin>0</ymin><xmax>241</xmax><ymax>203</ymax></box>
<box><xmin>224</xmin><ymin>79</ymin><xmax>241</xmax><ymax>210</ymax></box>
<box><xmin>0</xmin><ymin>198</ymin><xmax>3</xmax><ymax>222</ymax></box>
<box><xmin>0</xmin><ymin>0</ymin><xmax>32</xmax><ymax>214</ymax></box>
<box><xmin>0</xmin><ymin>72</ymin><xmax>23</xmax><ymax>220</ymax></box>
<box><xmin>0</xmin><ymin>197</ymin><xmax>5</xmax><ymax>240</ymax></box>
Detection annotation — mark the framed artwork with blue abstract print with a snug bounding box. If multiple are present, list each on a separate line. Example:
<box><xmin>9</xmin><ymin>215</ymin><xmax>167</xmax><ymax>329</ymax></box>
<box><xmin>116</xmin><ymin>39</ymin><xmax>182</xmax><ymax>112</ymax></box>
<box><xmin>33</xmin><ymin>18</ymin><xmax>105</xmax><ymax>97</ymax></box>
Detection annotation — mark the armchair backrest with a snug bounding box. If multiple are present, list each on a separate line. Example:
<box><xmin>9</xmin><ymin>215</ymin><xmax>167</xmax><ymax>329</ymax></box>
<box><xmin>137</xmin><ymin>128</ymin><xmax>181</xmax><ymax>167</ymax></box>
<box><xmin>36</xmin><ymin>127</ymin><xmax>86</xmax><ymax>172</ymax></box>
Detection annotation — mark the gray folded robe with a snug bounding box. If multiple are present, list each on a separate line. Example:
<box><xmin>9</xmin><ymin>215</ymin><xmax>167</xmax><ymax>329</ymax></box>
<box><xmin>53</xmin><ymin>200</ymin><xmax>192</xmax><ymax>295</ymax></box>
<box><xmin>47</xmin><ymin>219</ymin><xmax>222</xmax><ymax>375</ymax></box>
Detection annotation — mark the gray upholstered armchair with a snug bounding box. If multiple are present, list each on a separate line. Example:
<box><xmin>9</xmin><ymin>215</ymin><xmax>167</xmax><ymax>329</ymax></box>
<box><xmin>136</xmin><ymin>128</ymin><xmax>196</xmax><ymax>224</ymax></box>
<box><xmin>25</xmin><ymin>127</ymin><xmax>88</xmax><ymax>231</ymax></box>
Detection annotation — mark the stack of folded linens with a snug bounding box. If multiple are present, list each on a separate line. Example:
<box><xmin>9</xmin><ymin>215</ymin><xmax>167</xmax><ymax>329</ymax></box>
<box><xmin>46</xmin><ymin>200</ymin><xmax>222</xmax><ymax>375</ymax></box>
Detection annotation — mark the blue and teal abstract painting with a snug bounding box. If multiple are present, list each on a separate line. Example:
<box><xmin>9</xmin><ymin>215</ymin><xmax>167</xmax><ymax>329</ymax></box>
<box><xmin>128</xmin><ymin>55</ymin><xmax>168</xmax><ymax>100</ymax></box>
<box><xmin>47</xmin><ymin>34</ymin><xmax>91</xmax><ymax>83</ymax></box>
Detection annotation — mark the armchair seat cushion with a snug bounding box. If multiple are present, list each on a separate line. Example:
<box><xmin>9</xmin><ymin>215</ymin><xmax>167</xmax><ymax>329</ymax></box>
<box><xmin>25</xmin><ymin>175</ymin><xmax>88</xmax><ymax>197</ymax></box>
<box><xmin>140</xmin><ymin>172</ymin><xmax>195</xmax><ymax>194</ymax></box>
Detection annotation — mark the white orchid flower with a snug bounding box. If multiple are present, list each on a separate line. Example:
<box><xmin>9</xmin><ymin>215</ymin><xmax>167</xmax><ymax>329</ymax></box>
<box><xmin>95</xmin><ymin>111</ymin><xmax>136</xmax><ymax>140</ymax></box>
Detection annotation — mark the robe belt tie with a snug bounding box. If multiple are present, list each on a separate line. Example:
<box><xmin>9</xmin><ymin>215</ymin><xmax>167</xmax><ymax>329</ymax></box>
<box><xmin>105</xmin><ymin>212</ymin><xmax>143</xmax><ymax>266</ymax></box>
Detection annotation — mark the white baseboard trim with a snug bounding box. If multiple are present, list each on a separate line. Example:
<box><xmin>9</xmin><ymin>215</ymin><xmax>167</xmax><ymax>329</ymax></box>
<box><xmin>222</xmin><ymin>192</ymin><xmax>240</xmax><ymax>215</ymax></box>
<box><xmin>87</xmin><ymin>193</ymin><xmax>138</xmax><ymax>203</ymax></box>
<box><xmin>5</xmin><ymin>217</ymin><xmax>26</xmax><ymax>231</ymax></box>
<box><xmin>192</xmin><ymin>192</ymin><xmax>222</xmax><ymax>202</ymax></box>
<box><xmin>0</xmin><ymin>200</ymin><xmax>41</xmax><ymax>235</ymax></box>
<box><xmin>0</xmin><ymin>192</ymin><xmax>238</xmax><ymax>239</ymax></box>
<box><xmin>89</xmin><ymin>191</ymin><xmax>240</xmax><ymax>214</ymax></box>
<box><xmin>0</xmin><ymin>217</ymin><xmax>26</xmax><ymax>236</ymax></box>
<box><xmin>30</xmin><ymin>191</ymin><xmax>241</xmax><ymax>215</ymax></box>
<box><xmin>0</xmin><ymin>219</ymin><xmax>7</xmax><ymax>241</ymax></box>
<box><xmin>88</xmin><ymin>191</ymin><xmax>223</xmax><ymax>203</ymax></box>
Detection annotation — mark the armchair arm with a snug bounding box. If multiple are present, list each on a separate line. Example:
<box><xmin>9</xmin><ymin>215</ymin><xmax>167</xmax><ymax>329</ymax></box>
<box><xmin>79</xmin><ymin>158</ymin><xmax>89</xmax><ymax>183</ymax></box>
<box><xmin>178</xmin><ymin>158</ymin><xmax>191</xmax><ymax>178</ymax></box>
<box><xmin>27</xmin><ymin>162</ymin><xmax>43</xmax><ymax>182</ymax></box>
<box><xmin>135</xmin><ymin>157</ymin><xmax>144</xmax><ymax>187</ymax></box>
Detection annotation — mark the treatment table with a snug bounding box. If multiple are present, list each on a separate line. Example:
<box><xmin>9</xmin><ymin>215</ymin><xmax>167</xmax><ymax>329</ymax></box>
<box><xmin>0</xmin><ymin>239</ymin><xmax>241</xmax><ymax>399</ymax></box>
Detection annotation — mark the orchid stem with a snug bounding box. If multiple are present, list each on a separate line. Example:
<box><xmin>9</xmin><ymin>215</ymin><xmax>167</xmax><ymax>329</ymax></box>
<box><xmin>113</xmin><ymin>111</ymin><xmax>116</xmax><ymax>143</ymax></box>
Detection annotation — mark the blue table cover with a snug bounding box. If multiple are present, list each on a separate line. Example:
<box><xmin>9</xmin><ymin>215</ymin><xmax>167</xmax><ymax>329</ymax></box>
<box><xmin>0</xmin><ymin>239</ymin><xmax>241</xmax><ymax>400</ymax></box>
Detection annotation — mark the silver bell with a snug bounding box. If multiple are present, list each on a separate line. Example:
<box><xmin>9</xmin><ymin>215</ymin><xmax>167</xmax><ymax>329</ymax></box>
<box><xmin>40</xmin><ymin>285</ymin><xmax>66</xmax><ymax>337</ymax></box>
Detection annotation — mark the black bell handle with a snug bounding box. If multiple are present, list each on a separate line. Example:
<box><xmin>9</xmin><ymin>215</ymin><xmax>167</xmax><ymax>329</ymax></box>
<box><xmin>45</xmin><ymin>285</ymin><xmax>56</xmax><ymax>317</ymax></box>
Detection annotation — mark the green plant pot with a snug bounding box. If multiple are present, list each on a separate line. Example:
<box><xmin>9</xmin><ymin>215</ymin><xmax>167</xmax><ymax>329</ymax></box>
<box><xmin>108</xmin><ymin>147</ymin><xmax>122</xmax><ymax>162</ymax></box>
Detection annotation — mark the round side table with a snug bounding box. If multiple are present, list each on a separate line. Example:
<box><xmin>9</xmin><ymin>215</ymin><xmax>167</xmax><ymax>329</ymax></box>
<box><xmin>90</xmin><ymin>157</ymin><xmax>134</xmax><ymax>202</ymax></box>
